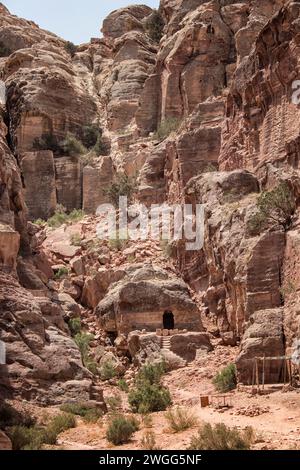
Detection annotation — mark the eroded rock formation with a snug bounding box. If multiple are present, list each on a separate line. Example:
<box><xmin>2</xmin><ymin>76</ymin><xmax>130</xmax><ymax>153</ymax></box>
<box><xmin>1</xmin><ymin>0</ymin><xmax>300</xmax><ymax>399</ymax></box>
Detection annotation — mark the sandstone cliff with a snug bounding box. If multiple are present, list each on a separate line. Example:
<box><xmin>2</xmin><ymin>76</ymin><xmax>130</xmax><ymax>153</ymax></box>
<box><xmin>1</xmin><ymin>0</ymin><xmax>300</xmax><ymax>403</ymax></box>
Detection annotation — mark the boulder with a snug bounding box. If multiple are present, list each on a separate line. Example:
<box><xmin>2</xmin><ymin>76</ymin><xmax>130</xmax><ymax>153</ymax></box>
<box><xmin>96</xmin><ymin>265</ymin><xmax>204</xmax><ymax>334</ymax></box>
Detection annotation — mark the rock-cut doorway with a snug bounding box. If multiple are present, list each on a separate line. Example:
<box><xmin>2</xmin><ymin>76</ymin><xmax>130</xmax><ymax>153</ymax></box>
<box><xmin>163</xmin><ymin>310</ymin><xmax>174</xmax><ymax>330</ymax></box>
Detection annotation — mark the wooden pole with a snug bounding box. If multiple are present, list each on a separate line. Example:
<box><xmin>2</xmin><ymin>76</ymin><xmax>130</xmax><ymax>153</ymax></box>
<box><xmin>252</xmin><ymin>359</ymin><xmax>256</xmax><ymax>394</ymax></box>
<box><xmin>288</xmin><ymin>359</ymin><xmax>292</xmax><ymax>386</ymax></box>
<box><xmin>256</xmin><ymin>358</ymin><xmax>260</xmax><ymax>393</ymax></box>
<box><xmin>262</xmin><ymin>355</ymin><xmax>266</xmax><ymax>392</ymax></box>
<box><xmin>283</xmin><ymin>358</ymin><xmax>287</xmax><ymax>385</ymax></box>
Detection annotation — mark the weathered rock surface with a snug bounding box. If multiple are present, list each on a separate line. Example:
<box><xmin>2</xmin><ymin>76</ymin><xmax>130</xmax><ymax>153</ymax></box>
<box><xmin>220</xmin><ymin>1</ymin><xmax>300</xmax><ymax>172</ymax></box>
<box><xmin>20</xmin><ymin>151</ymin><xmax>57</xmax><ymax>221</ymax></box>
<box><xmin>0</xmin><ymin>272</ymin><xmax>95</xmax><ymax>404</ymax></box>
<box><xmin>236</xmin><ymin>308</ymin><xmax>285</xmax><ymax>384</ymax></box>
<box><xmin>96</xmin><ymin>264</ymin><xmax>203</xmax><ymax>334</ymax></box>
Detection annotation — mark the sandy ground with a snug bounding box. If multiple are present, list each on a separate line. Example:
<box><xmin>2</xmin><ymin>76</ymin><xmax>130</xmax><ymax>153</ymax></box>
<box><xmin>54</xmin><ymin>346</ymin><xmax>300</xmax><ymax>451</ymax></box>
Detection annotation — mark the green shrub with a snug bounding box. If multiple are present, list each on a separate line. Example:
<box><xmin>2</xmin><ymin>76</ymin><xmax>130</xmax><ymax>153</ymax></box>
<box><xmin>0</xmin><ymin>41</ymin><xmax>12</xmax><ymax>57</ymax></box>
<box><xmin>154</xmin><ymin>118</ymin><xmax>181</xmax><ymax>141</ymax></box>
<box><xmin>100</xmin><ymin>360</ymin><xmax>117</xmax><ymax>381</ymax></box>
<box><xmin>145</xmin><ymin>10</ymin><xmax>164</xmax><ymax>43</ymax></box>
<box><xmin>47</xmin><ymin>207</ymin><xmax>84</xmax><ymax>229</ymax></box>
<box><xmin>248</xmin><ymin>181</ymin><xmax>295</xmax><ymax>234</ymax></box>
<box><xmin>106</xmin><ymin>415</ymin><xmax>138</xmax><ymax>445</ymax></box>
<box><xmin>93</xmin><ymin>134</ymin><xmax>110</xmax><ymax>155</ymax></box>
<box><xmin>74</xmin><ymin>332</ymin><xmax>94</xmax><ymax>359</ymax></box>
<box><xmin>84</xmin><ymin>358</ymin><xmax>99</xmax><ymax>375</ymax></box>
<box><xmin>165</xmin><ymin>407</ymin><xmax>198</xmax><ymax>433</ymax></box>
<box><xmin>68</xmin><ymin>317</ymin><xmax>82</xmax><ymax>336</ymax></box>
<box><xmin>33</xmin><ymin>133</ymin><xmax>62</xmax><ymax>154</ymax></box>
<box><xmin>189</xmin><ymin>423</ymin><xmax>254</xmax><ymax>450</ymax></box>
<box><xmin>82</xmin><ymin>124</ymin><xmax>101</xmax><ymax>149</ymax></box>
<box><xmin>213</xmin><ymin>363</ymin><xmax>237</xmax><ymax>393</ymax></box>
<box><xmin>60</xmin><ymin>403</ymin><xmax>103</xmax><ymax>424</ymax></box>
<box><xmin>70</xmin><ymin>232</ymin><xmax>82</xmax><ymax>246</ymax></box>
<box><xmin>64</xmin><ymin>41</ymin><xmax>77</xmax><ymax>57</ymax></box>
<box><xmin>136</xmin><ymin>362</ymin><xmax>166</xmax><ymax>386</ymax></box>
<box><xmin>68</xmin><ymin>209</ymin><xmax>85</xmax><ymax>223</ymax></box>
<box><xmin>0</xmin><ymin>402</ymin><xmax>35</xmax><ymax>429</ymax></box>
<box><xmin>129</xmin><ymin>383</ymin><xmax>171</xmax><ymax>414</ymax></box>
<box><xmin>44</xmin><ymin>413</ymin><xmax>76</xmax><ymax>445</ymax></box>
<box><xmin>104</xmin><ymin>173</ymin><xmax>137</xmax><ymax>208</ymax></box>
<box><xmin>106</xmin><ymin>394</ymin><xmax>122</xmax><ymax>412</ymax></box>
<box><xmin>118</xmin><ymin>379</ymin><xmax>129</xmax><ymax>393</ymax></box>
<box><xmin>130</xmin><ymin>362</ymin><xmax>168</xmax><ymax>414</ymax></box>
<box><xmin>141</xmin><ymin>413</ymin><xmax>153</xmax><ymax>428</ymax></box>
<box><xmin>8</xmin><ymin>413</ymin><xmax>76</xmax><ymax>450</ymax></box>
<box><xmin>8</xmin><ymin>425</ymin><xmax>44</xmax><ymax>450</ymax></box>
<box><xmin>33</xmin><ymin>218</ymin><xmax>46</xmax><ymax>227</ymax></box>
<box><xmin>140</xmin><ymin>431</ymin><xmax>161</xmax><ymax>450</ymax></box>
<box><xmin>54</xmin><ymin>266</ymin><xmax>69</xmax><ymax>280</ymax></box>
<box><xmin>61</xmin><ymin>132</ymin><xmax>87</xmax><ymax>156</ymax></box>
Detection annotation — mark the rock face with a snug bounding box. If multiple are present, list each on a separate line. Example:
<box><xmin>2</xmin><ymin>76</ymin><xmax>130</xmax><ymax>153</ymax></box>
<box><xmin>236</xmin><ymin>309</ymin><xmax>285</xmax><ymax>384</ymax></box>
<box><xmin>83</xmin><ymin>157</ymin><xmax>115</xmax><ymax>214</ymax></box>
<box><xmin>0</xmin><ymin>272</ymin><xmax>97</xmax><ymax>404</ymax></box>
<box><xmin>1</xmin><ymin>0</ymin><xmax>300</xmax><ymax>395</ymax></box>
<box><xmin>20</xmin><ymin>151</ymin><xmax>57</xmax><ymax>220</ymax></box>
<box><xmin>220</xmin><ymin>1</ymin><xmax>299</xmax><ymax>172</ymax></box>
<box><xmin>96</xmin><ymin>264</ymin><xmax>203</xmax><ymax>334</ymax></box>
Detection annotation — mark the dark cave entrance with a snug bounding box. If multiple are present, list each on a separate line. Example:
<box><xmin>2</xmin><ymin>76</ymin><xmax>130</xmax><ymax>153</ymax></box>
<box><xmin>163</xmin><ymin>311</ymin><xmax>175</xmax><ymax>330</ymax></box>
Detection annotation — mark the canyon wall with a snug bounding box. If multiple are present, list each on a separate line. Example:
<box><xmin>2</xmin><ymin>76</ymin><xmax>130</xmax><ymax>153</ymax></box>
<box><xmin>1</xmin><ymin>0</ymin><xmax>300</xmax><ymax>391</ymax></box>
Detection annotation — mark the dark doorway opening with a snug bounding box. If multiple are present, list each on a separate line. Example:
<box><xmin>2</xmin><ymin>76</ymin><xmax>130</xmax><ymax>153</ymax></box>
<box><xmin>163</xmin><ymin>311</ymin><xmax>174</xmax><ymax>330</ymax></box>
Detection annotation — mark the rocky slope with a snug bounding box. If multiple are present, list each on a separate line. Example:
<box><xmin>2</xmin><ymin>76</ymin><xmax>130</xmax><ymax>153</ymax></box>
<box><xmin>1</xmin><ymin>0</ymin><xmax>300</xmax><ymax>413</ymax></box>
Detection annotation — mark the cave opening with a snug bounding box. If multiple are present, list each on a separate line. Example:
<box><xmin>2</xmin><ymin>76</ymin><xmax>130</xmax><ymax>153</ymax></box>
<box><xmin>163</xmin><ymin>310</ymin><xmax>175</xmax><ymax>330</ymax></box>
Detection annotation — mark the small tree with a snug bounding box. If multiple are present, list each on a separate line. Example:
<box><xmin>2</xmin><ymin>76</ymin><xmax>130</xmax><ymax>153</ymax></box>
<box><xmin>61</xmin><ymin>132</ymin><xmax>86</xmax><ymax>156</ymax></box>
<box><xmin>64</xmin><ymin>41</ymin><xmax>77</xmax><ymax>57</ymax></box>
<box><xmin>248</xmin><ymin>181</ymin><xmax>295</xmax><ymax>233</ymax></box>
<box><xmin>145</xmin><ymin>10</ymin><xmax>164</xmax><ymax>43</ymax></box>
<box><xmin>82</xmin><ymin>124</ymin><xmax>102</xmax><ymax>149</ymax></box>
<box><xmin>68</xmin><ymin>317</ymin><xmax>82</xmax><ymax>336</ymax></box>
<box><xmin>213</xmin><ymin>363</ymin><xmax>237</xmax><ymax>393</ymax></box>
<box><xmin>154</xmin><ymin>118</ymin><xmax>181</xmax><ymax>140</ymax></box>
<box><xmin>128</xmin><ymin>362</ymin><xmax>171</xmax><ymax>414</ymax></box>
<box><xmin>100</xmin><ymin>360</ymin><xmax>117</xmax><ymax>381</ymax></box>
<box><xmin>32</xmin><ymin>133</ymin><xmax>61</xmax><ymax>154</ymax></box>
<box><xmin>104</xmin><ymin>173</ymin><xmax>137</xmax><ymax>207</ymax></box>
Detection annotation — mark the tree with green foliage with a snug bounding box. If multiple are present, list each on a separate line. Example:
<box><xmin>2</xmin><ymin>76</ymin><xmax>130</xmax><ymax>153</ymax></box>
<box><xmin>128</xmin><ymin>362</ymin><xmax>171</xmax><ymax>414</ymax></box>
<box><xmin>68</xmin><ymin>317</ymin><xmax>82</xmax><ymax>336</ymax></box>
<box><xmin>145</xmin><ymin>10</ymin><xmax>164</xmax><ymax>43</ymax></box>
<box><xmin>154</xmin><ymin>118</ymin><xmax>181</xmax><ymax>140</ymax></box>
<box><xmin>248</xmin><ymin>181</ymin><xmax>295</xmax><ymax>234</ymax></box>
<box><xmin>64</xmin><ymin>41</ymin><xmax>77</xmax><ymax>57</ymax></box>
<box><xmin>82</xmin><ymin>124</ymin><xmax>102</xmax><ymax>149</ymax></box>
<box><xmin>61</xmin><ymin>132</ymin><xmax>87</xmax><ymax>156</ymax></box>
<box><xmin>213</xmin><ymin>363</ymin><xmax>237</xmax><ymax>393</ymax></box>
<box><xmin>32</xmin><ymin>133</ymin><xmax>62</xmax><ymax>154</ymax></box>
<box><xmin>104</xmin><ymin>173</ymin><xmax>137</xmax><ymax>208</ymax></box>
